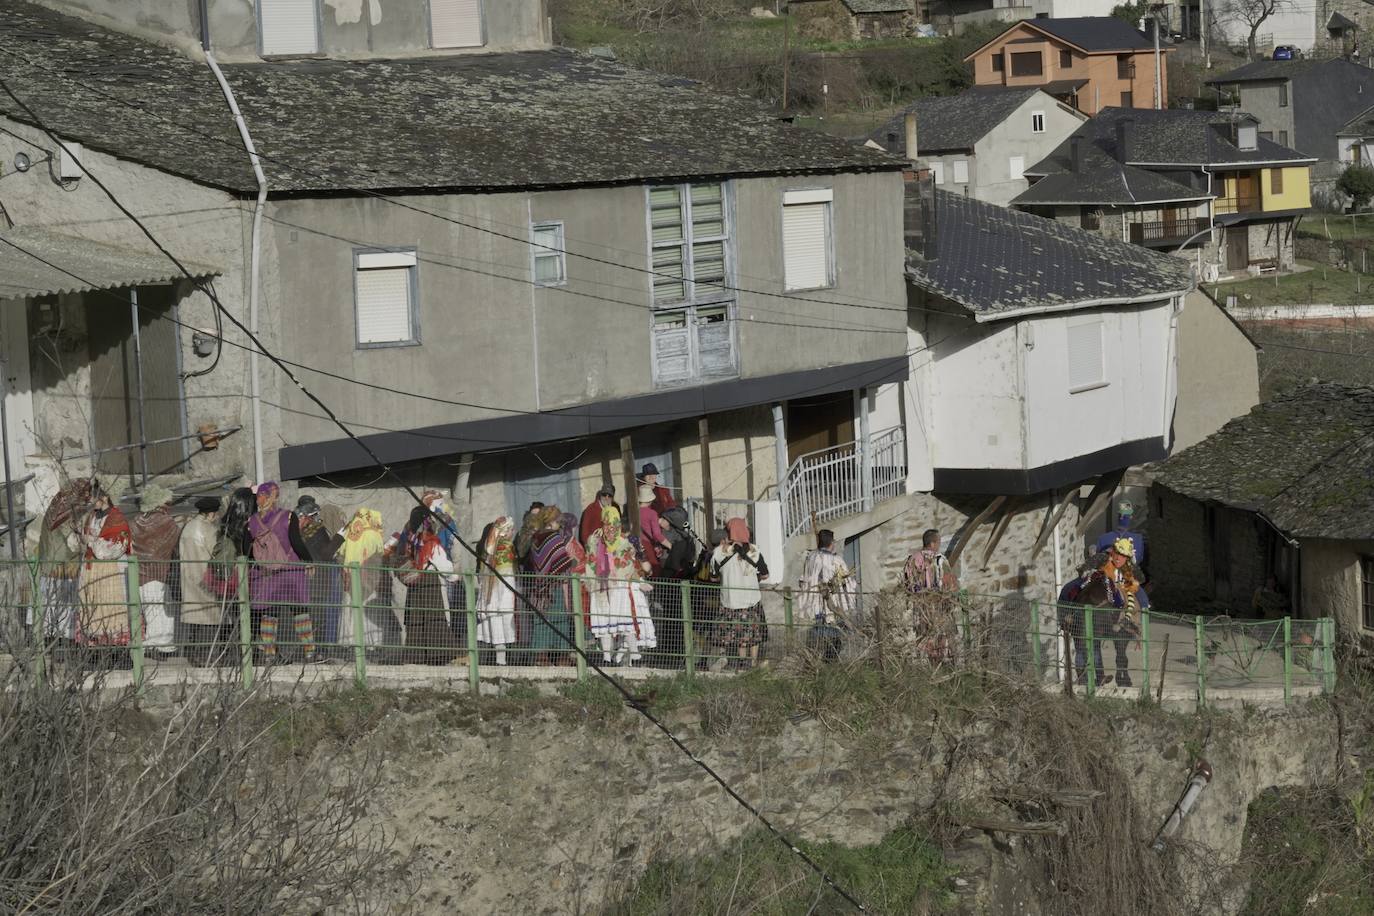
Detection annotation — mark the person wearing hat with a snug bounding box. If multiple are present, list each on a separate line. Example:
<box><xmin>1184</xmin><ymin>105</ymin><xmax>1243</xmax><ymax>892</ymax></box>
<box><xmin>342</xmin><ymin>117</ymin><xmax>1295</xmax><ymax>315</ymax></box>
<box><xmin>76</xmin><ymin>478</ymin><xmax>133</xmax><ymax>654</ymax></box>
<box><xmin>129</xmin><ymin>483</ymin><xmax>182</xmax><ymax>656</ymax></box>
<box><xmin>1064</xmin><ymin>537</ymin><xmax>1147</xmax><ymax>688</ymax></box>
<box><xmin>179</xmin><ymin>496</ymin><xmax>229</xmax><ymax>665</ymax></box>
<box><xmin>637</xmin><ymin>463</ymin><xmax>676</xmax><ymax>515</ymax></box>
<box><xmin>579</xmin><ymin>483</ymin><xmax>619</xmax><ymax>547</ymax></box>
<box><xmin>1095</xmin><ymin>498</ymin><xmax>1146</xmax><ymax>573</ymax></box>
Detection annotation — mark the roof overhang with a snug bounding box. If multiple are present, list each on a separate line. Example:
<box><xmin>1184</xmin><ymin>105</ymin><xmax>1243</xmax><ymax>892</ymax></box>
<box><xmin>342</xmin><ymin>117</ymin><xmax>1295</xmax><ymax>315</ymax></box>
<box><xmin>936</xmin><ymin>436</ymin><xmax>1168</xmax><ymax>495</ymax></box>
<box><xmin>1139</xmin><ymin>158</ymin><xmax>1319</xmax><ymax>167</ymax></box>
<box><xmin>278</xmin><ymin>355</ymin><xmax>910</xmax><ymax>479</ymax></box>
<box><xmin>0</xmin><ymin>227</ymin><xmax>219</xmax><ymax>299</ymax></box>
<box><xmin>910</xmin><ymin>284</ymin><xmax>1192</xmax><ymax>323</ymax></box>
<box><xmin>1013</xmin><ymin>193</ymin><xmax>1214</xmax><ymax>206</ymax></box>
<box><xmin>1213</xmin><ymin>207</ymin><xmax>1309</xmax><ymax>225</ymax></box>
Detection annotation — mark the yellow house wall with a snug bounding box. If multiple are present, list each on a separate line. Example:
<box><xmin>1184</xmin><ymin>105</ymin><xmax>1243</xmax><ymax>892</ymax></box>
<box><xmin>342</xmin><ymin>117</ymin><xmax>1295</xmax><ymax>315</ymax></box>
<box><xmin>1261</xmin><ymin>166</ymin><xmax>1312</xmax><ymax>211</ymax></box>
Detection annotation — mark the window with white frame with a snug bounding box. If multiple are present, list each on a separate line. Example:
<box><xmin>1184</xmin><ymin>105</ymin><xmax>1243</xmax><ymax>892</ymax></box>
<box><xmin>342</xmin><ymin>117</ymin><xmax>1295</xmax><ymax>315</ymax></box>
<box><xmin>258</xmin><ymin>0</ymin><xmax>319</xmax><ymax>56</ymax></box>
<box><xmin>646</xmin><ymin>182</ymin><xmax>738</xmax><ymax>386</ymax></box>
<box><xmin>354</xmin><ymin>249</ymin><xmax>419</xmax><ymax>347</ymax></box>
<box><xmin>930</xmin><ymin>161</ymin><xmax>945</xmax><ymax>185</ymax></box>
<box><xmin>1067</xmin><ymin>317</ymin><xmax>1106</xmax><ymax>391</ymax></box>
<box><xmin>531</xmin><ymin>221</ymin><xmax>566</xmax><ymax>286</ymax></box>
<box><xmin>952</xmin><ymin>160</ymin><xmax>969</xmax><ymax>184</ymax></box>
<box><xmin>782</xmin><ymin>188</ymin><xmax>833</xmax><ymax>291</ymax></box>
<box><xmin>1031</xmin><ymin>110</ymin><xmax>1046</xmax><ymax>133</ymax></box>
<box><xmin>430</xmin><ymin>0</ymin><xmax>484</xmax><ymax>48</ymax></box>
<box><xmin>1009</xmin><ymin>156</ymin><xmax>1025</xmax><ymax>181</ymax></box>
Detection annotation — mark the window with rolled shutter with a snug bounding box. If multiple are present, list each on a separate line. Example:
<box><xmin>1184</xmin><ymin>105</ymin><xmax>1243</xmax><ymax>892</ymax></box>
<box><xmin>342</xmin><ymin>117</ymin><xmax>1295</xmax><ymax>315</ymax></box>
<box><xmin>783</xmin><ymin>189</ymin><xmax>833</xmax><ymax>291</ymax></box>
<box><xmin>430</xmin><ymin>0</ymin><xmax>485</xmax><ymax>49</ymax></box>
<box><xmin>1067</xmin><ymin>317</ymin><xmax>1105</xmax><ymax>391</ymax></box>
<box><xmin>354</xmin><ymin>250</ymin><xmax>418</xmax><ymax>347</ymax></box>
<box><xmin>258</xmin><ymin>0</ymin><xmax>319</xmax><ymax>56</ymax></box>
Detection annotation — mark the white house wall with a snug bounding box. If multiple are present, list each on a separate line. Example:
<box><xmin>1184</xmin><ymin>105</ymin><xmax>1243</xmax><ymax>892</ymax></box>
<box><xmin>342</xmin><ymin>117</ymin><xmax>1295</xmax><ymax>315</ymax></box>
<box><xmin>927</xmin><ymin>318</ymin><xmax>1026</xmax><ymax>470</ymax></box>
<box><xmin>974</xmin><ymin>95</ymin><xmax>1088</xmax><ymax>208</ymax></box>
<box><xmin>1022</xmin><ymin>301</ymin><xmax>1175</xmax><ymax>469</ymax></box>
<box><xmin>1212</xmin><ymin>8</ymin><xmax>1316</xmax><ymax>51</ymax></box>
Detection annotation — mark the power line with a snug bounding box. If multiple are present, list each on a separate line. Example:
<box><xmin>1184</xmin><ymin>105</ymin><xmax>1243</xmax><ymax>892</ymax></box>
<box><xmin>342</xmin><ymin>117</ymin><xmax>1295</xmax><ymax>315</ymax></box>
<box><xmin>0</xmin><ymin>42</ymin><xmax>955</xmax><ymax>323</ymax></box>
<box><xmin>0</xmin><ymin>74</ymin><xmax>872</xmax><ymax>913</ymax></box>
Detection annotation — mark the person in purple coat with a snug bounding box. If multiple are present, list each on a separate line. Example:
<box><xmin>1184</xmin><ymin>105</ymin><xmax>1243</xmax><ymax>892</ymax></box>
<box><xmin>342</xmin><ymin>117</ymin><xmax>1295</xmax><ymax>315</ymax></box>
<box><xmin>247</xmin><ymin>482</ymin><xmax>316</xmax><ymax>662</ymax></box>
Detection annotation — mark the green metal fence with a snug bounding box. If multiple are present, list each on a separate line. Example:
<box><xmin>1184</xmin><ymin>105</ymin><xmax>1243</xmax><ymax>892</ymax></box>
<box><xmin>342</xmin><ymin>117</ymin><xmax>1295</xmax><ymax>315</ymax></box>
<box><xmin>0</xmin><ymin>559</ymin><xmax>1339</xmax><ymax>706</ymax></box>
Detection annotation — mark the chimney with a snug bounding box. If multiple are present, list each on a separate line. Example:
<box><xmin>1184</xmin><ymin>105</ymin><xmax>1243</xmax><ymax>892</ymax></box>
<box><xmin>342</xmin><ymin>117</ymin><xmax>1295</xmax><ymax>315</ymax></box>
<box><xmin>1069</xmin><ymin>135</ymin><xmax>1082</xmax><ymax>172</ymax></box>
<box><xmin>904</xmin><ymin>168</ymin><xmax>938</xmax><ymax>262</ymax></box>
<box><xmin>904</xmin><ymin>111</ymin><xmax>919</xmax><ymax>160</ymax></box>
<box><xmin>1115</xmin><ymin>118</ymin><xmax>1134</xmax><ymax>163</ymax></box>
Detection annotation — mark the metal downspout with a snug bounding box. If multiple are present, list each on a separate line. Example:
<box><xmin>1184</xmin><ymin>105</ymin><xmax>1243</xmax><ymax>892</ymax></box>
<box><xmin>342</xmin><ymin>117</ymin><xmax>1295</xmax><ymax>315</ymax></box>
<box><xmin>204</xmin><ymin>49</ymin><xmax>267</xmax><ymax>482</ymax></box>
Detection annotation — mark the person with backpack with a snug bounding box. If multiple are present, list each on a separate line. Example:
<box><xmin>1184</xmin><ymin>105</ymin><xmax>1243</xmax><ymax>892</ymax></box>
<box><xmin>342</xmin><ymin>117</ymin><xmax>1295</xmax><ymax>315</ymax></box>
<box><xmin>247</xmin><ymin>482</ymin><xmax>316</xmax><ymax>663</ymax></box>
<box><xmin>709</xmin><ymin>518</ymin><xmax>770</xmax><ymax>671</ymax></box>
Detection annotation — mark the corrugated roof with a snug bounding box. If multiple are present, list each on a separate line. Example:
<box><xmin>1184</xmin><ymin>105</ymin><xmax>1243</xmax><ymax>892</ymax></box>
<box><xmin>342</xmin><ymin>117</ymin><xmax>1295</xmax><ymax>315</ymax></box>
<box><xmin>0</xmin><ymin>1</ymin><xmax>902</xmax><ymax>195</ymax></box>
<box><xmin>1152</xmin><ymin>384</ymin><xmax>1374</xmax><ymax>540</ymax></box>
<box><xmin>905</xmin><ymin>189</ymin><xmax>1194</xmax><ymax>320</ymax></box>
<box><xmin>0</xmin><ymin>227</ymin><xmax>218</xmax><ymax>299</ymax></box>
<box><xmin>867</xmin><ymin>87</ymin><xmax>1045</xmax><ymax>154</ymax></box>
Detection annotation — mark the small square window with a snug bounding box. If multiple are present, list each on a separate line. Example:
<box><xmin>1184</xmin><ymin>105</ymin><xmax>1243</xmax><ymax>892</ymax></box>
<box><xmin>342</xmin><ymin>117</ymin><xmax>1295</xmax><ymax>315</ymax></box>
<box><xmin>354</xmin><ymin>249</ymin><xmax>419</xmax><ymax>347</ymax></box>
<box><xmin>1067</xmin><ymin>317</ymin><xmax>1106</xmax><ymax>392</ymax></box>
<box><xmin>430</xmin><ymin>0</ymin><xmax>484</xmax><ymax>49</ymax></box>
<box><xmin>1271</xmin><ymin>167</ymin><xmax>1285</xmax><ymax>194</ymax></box>
<box><xmin>258</xmin><ymin>0</ymin><xmax>320</xmax><ymax>56</ymax></box>
<box><xmin>1009</xmin><ymin>156</ymin><xmax>1025</xmax><ymax>180</ymax></box>
<box><xmin>1060</xmin><ymin>49</ymin><xmax>1072</xmax><ymax>69</ymax></box>
<box><xmin>930</xmin><ymin>161</ymin><xmax>945</xmax><ymax>185</ymax></box>
<box><xmin>782</xmin><ymin>189</ymin><xmax>834</xmax><ymax>291</ymax></box>
<box><xmin>1031</xmin><ymin>111</ymin><xmax>1046</xmax><ymax>133</ymax></box>
<box><xmin>952</xmin><ymin>160</ymin><xmax>969</xmax><ymax>184</ymax></box>
<box><xmin>992</xmin><ymin>52</ymin><xmax>1004</xmax><ymax>72</ymax></box>
<box><xmin>531</xmin><ymin>221</ymin><xmax>566</xmax><ymax>286</ymax></box>
<box><xmin>1278</xmin><ymin>129</ymin><xmax>1289</xmax><ymax>147</ymax></box>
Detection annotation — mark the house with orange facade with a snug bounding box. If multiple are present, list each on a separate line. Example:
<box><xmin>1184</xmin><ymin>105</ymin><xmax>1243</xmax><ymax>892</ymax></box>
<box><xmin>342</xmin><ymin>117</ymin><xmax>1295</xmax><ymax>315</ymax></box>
<box><xmin>965</xmin><ymin>17</ymin><xmax>1171</xmax><ymax>115</ymax></box>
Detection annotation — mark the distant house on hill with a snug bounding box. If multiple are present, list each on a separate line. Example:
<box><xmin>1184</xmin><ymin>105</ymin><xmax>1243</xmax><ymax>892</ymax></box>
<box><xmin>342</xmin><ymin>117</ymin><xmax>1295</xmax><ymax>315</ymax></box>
<box><xmin>791</xmin><ymin>0</ymin><xmax>917</xmax><ymax>40</ymax></box>
<box><xmin>1150</xmin><ymin>384</ymin><xmax>1374</xmax><ymax>651</ymax></box>
<box><xmin>865</xmin><ymin>86</ymin><xmax>1087</xmax><ymax>206</ymax></box>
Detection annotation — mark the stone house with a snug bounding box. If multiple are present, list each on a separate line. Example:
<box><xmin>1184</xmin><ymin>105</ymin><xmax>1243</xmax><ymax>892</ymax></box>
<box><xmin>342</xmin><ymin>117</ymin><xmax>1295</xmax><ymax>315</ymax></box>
<box><xmin>864</xmin><ymin>86</ymin><xmax>1088</xmax><ymax>206</ymax></box>
<box><xmin>1206</xmin><ymin>58</ymin><xmax>1374</xmax><ymax>194</ymax></box>
<box><xmin>964</xmin><ymin>17</ymin><xmax>1171</xmax><ymax>115</ymax></box>
<box><xmin>0</xmin><ymin>0</ymin><xmax>910</xmax><ymax>577</ymax></box>
<box><xmin>793</xmin><ymin>0</ymin><xmax>918</xmax><ymax>39</ymax></box>
<box><xmin>1149</xmin><ymin>384</ymin><xmax>1374</xmax><ymax>652</ymax></box>
<box><xmin>1014</xmin><ymin>107</ymin><xmax>1315</xmax><ymax>276</ymax></box>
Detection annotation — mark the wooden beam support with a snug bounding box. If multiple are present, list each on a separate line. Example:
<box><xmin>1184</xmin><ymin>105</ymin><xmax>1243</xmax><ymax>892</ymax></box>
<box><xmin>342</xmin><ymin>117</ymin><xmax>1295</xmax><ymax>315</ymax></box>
<box><xmin>621</xmin><ymin>434</ymin><xmax>640</xmax><ymax>538</ymax></box>
<box><xmin>1031</xmin><ymin>487</ymin><xmax>1080</xmax><ymax>562</ymax></box>
<box><xmin>946</xmin><ymin>494</ymin><xmax>1006</xmax><ymax>570</ymax></box>
<box><xmin>1074</xmin><ymin>470</ymin><xmax>1125</xmax><ymax>539</ymax></box>
<box><xmin>979</xmin><ymin>496</ymin><xmax>1021</xmax><ymax>570</ymax></box>
<box><xmin>698</xmin><ymin>417</ymin><xmax>714</xmax><ymax>532</ymax></box>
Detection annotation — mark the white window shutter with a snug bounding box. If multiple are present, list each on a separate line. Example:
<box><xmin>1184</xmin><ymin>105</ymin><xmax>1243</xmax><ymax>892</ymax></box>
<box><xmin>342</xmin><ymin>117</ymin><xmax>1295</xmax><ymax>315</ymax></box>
<box><xmin>652</xmin><ymin>312</ymin><xmax>693</xmax><ymax>384</ymax></box>
<box><xmin>430</xmin><ymin>0</ymin><xmax>484</xmax><ymax>48</ymax></box>
<box><xmin>930</xmin><ymin>162</ymin><xmax>944</xmax><ymax>185</ymax></box>
<box><xmin>783</xmin><ymin>202</ymin><xmax>830</xmax><ymax>291</ymax></box>
<box><xmin>1067</xmin><ymin>319</ymin><xmax>1104</xmax><ymax>390</ymax></box>
<box><xmin>1009</xmin><ymin>156</ymin><xmax>1025</xmax><ymax>180</ymax></box>
<box><xmin>356</xmin><ymin>267</ymin><xmax>413</xmax><ymax>344</ymax></box>
<box><xmin>259</xmin><ymin>0</ymin><xmax>319</xmax><ymax>56</ymax></box>
<box><xmin>952</xmin><ymin>160</ymin><xmax>969</xmax><ymax>184</ymax></box>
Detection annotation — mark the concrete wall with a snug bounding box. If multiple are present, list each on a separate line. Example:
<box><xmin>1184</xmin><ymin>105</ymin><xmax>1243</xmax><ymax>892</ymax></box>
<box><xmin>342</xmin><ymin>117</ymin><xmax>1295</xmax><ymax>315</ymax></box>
<box><xmin>31</xmin><ymin>0</ymin><xmax>550</xmax><ymax>61</ymax></box>
<box><xmin>1301</xmin><ymin>538</ymin><xmax>1374</xmax><ymax>648</ymax></box>
<box><xmin>0</xmin><ymin>117</ymin><xmax>257</xmax><ymax>520</ymax></box>
<box><xmin>924</xmin><ymin>152</ymin><xmax>977</xmax><ymax>196</ymax></box>
<box><xmin>973</xmin><ymin>95</ymin><xmax>1086</xmax><ymax>207</ymax></box>
<box><xmin>1211</xmin><ymin>4</ymin><xmax>1315</xmax><ymax>51</ymax></box>
<box><xmin>1172</xmin><ymin>290</ymin><xmax>1258</xmax><ymax>452</ymax></box>
<box><xmin>268</xmin><ymin>170</ymin><xmax>908</xmax><ymax>449</ymax></box>
<box><xmin>1237</xmin><ymin>82</ymin><xmax>1296</xmax><ymax>150</ymax></box>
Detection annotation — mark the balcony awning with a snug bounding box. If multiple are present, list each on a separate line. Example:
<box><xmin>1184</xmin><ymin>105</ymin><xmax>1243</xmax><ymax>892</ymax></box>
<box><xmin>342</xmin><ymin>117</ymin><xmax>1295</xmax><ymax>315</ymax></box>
<box><xmin>0</xmin><ymin>227</ymin><xmax>219</xmax><ymax>300</ymax></box>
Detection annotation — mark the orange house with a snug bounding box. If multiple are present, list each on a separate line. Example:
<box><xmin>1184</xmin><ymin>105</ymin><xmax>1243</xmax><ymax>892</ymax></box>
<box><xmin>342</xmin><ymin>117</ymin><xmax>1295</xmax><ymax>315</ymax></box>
<box><xmin>964</xmin><ymin>17</ymin><xmax>1170</xmax><ymax>116</ymax></box>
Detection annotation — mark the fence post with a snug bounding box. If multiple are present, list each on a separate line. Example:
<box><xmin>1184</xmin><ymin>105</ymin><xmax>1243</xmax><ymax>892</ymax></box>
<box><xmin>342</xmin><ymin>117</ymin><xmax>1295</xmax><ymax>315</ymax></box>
<box><xmin>782</xmin><ymin>586</ymin><xmax>794</xmax><ymax>655</ymax></box>
<box><xmin>347</xmin><ymin>562</ymin><xmax>366</xmax><ymax>688</ymax></box>
<box><xmin>959</xmin><ymin>589</ymin><xmax>972</xmax><ymax>661</ymax></box>
<box><xmin>1140</xmin><ymin>610</ymin><xmax>1151</xmax><ymax>702</ymax></box>
<box><xmin>680</xmin><ymin>579</ymin><xmax>695</xmax><ymax>678</ymax></box>
<box><xmin>237</xmin><ymin>557</ymin><xmax>253</xmax><ymax>689</ymax></box>
<box><xmin>1030</xmin><ymin>599</ymin><xmax>1041</xmax><ymax>681</ymax></box>
<box><xmin>1195</xmin><ymin>615</ymin><xmax>1206</xmax><ymax>708</ymax></box>
<box><xmin>28</xmin><ymin>559</ymin><xmax>44</xmax><ymax>686</ymax></box>
<box><xmin>1083</xmin><ymin>605</ymin><xmax>1096</xmax><ymax>698</ymax></box>
<box><xmin>125</xmin><ymin>558</ymin><xmax>144</xmax><ymax>696</ymax></box>
<box><xmin>1324</xmin><ymin>618</ymin><xmax>1337</xmax><ymax>694</ymax></box>
<box><xmin>1282</xmin><ymin>616</ymin><xmax>1292</xmax><ymax>705</ymax></box>
<box><xmin>571</xmin><ymin>574</ymin><xmax>587</xmax><ymax>684</ymax></box>
<box><xmin>464</xmin><ymin>572</ymin><xmax>479</xmax><ymax>695</ymax></box>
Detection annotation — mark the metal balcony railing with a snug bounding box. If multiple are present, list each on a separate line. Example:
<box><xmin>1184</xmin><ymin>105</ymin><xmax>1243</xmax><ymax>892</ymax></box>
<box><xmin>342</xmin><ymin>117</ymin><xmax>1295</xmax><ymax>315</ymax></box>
<box><xmin>1214</xmin><ymin>195</ymin><xmax>1263</xmax><ymax>216</ymax></box>
<box><xmin>778</xmin><ymin>427</ymin><xmax>906</xmax><ymax>538</ymax></box>
<box><xmin>1128</xmin><ymin>216</ymin><xmax>1211</xmax><ymax>246</ymax></box>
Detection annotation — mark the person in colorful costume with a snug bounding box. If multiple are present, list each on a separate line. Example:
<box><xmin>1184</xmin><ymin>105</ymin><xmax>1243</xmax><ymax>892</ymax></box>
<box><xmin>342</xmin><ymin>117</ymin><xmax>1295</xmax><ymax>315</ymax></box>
<box><xmin>247</xmin><ymin>481</ymin><xmax>316</xmax><ymax>662</ymax></box>
<box><xmin>129</xmin><ymin>484</ymin><xmax>181</xmax><ymax>656</ymax></box>
<box><xmin>76</xmin><ymin>478</ymin><xmax>133</xmax><ymax>654</ymax></box>
<box><xmin>398</xmin><ymin>506</ymin><xmax>462</xmax><ymax>665</ymax></box>
<box><xmin>1060</xmin><ymin>538</ymin><xmax>1148</xmax><ymax>687</ymax></box>
<box><xmin>585</xmin><ymin>506</ymin><xmax>654</xmax><ymax>665</ymax></box>
<box><xmin>901</xmin><ymin>529</ymin><xmax>959</xmax><ymax>665</ymax></box>
<box><xmin>477</xmin><ymin>516</ymin><xmax>519</xmax><ymax>665</ymax></box>
<box><xmin>527</xmin><ymin>509</ymin><xmax>583</xmax><ymax>666</ymax></box>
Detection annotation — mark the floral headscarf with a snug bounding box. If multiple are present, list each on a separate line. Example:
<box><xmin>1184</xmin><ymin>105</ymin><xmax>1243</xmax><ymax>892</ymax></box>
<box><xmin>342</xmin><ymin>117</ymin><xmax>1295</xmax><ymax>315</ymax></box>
<box><xmin>341</xmin><ymin>509</ymin><xmax>384</xmax><ymax>564</ymax></box>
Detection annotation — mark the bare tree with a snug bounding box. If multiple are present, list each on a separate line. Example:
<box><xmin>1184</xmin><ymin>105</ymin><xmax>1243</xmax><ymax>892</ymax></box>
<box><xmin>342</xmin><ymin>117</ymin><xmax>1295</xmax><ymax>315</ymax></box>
<box><xmin>1218</xmin><ymin>0</ymin><xmax>1297</xmax><ymax>60</ymax></box>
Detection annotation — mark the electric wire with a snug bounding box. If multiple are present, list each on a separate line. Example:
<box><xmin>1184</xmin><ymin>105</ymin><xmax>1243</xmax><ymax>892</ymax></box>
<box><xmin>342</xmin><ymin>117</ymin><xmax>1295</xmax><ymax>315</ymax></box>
<box><xmin>0</xmin><ymin>75</ymin><xmax>874</xmax><ymax>913</ymax></box>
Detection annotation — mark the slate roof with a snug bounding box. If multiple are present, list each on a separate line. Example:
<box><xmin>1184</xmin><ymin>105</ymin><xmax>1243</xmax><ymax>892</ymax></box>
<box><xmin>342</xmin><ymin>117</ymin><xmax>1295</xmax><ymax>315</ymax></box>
<box><xmin>1015</xmin><ymin>137</ymin><xmax>1207</xmax><ymax>205</ymax></box>
<box><xmin>1339</xmin><ymin>104</ymin><xmax>1374</xmax><ymax>137</ymax></box>
<box><xmin>1152</xmin><ymin>384</ymin><xmax>1374</xmax><ymax>540</ymax></box>
<box><xmin>841</xmin><ymin>0</ymin><xmax>914</xmax><ymax>12</ymax></box>
<box><xmin>904</xmin><ymin>189</ymin><xmax>1194</xmax><ymax>320</ymax></box>
<box><xmin>0</xmin><ymin>227</ymin><xmax>219</xmax><ymax>299</ymax></box>
<box><xmin>867</xmin><ymin>87</ymin><xmax>1046</xmax><ymax>154</ymax></box>
<box><xmin>1021</xmin><ymin>17</ymin><xmax>1153</xmax><ymax>52</ymax></box>
<box><xmin>0</xmin><ymin>1</ymin><xmax>901</xmax><ymax>195</ymax></box>
<box><xmin>1206</xmin><ymin>58</ymin><xmax>1323</xmax><ymax>85</ymax></box>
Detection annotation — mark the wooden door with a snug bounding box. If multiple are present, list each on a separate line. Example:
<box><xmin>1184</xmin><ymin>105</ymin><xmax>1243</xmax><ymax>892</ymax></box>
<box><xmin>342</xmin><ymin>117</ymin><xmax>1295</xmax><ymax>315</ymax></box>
<box><xmin>1226</xmin><ymin>227</ymin><xmax>1249</xmax><ymax>271</ymax></box>
<box><xmin>786</xmin><ymin>393</ymin><xmax>855</xmax><ymax>465</ymax></box>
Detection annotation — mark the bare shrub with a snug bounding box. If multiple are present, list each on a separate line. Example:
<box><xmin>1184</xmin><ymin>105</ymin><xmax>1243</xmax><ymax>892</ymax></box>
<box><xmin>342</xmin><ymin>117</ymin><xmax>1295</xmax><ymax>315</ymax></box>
<box><xmin>0</xmin><ymin>646</ymin><xmax>400</xmax><ymax>913</ymax></box>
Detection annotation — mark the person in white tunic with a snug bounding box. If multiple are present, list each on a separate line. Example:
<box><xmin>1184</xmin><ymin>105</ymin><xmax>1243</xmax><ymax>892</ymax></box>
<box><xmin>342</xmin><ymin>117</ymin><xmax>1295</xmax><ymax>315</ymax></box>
<box><xmin>179</xmin><ymin>496</ymin><xmax>229</xmax><ymax>665</ymax></box>
<box><xmin>477</xmin><ymin>516</ymin><xmax>518</xmax><ymax>665</ymax></box>
<box><xmin>797</xmin><ymin>529</ymin><xmax>856</xmax><ymax>625</ymax></box>
<box><xmin>585</xmin><ymin>507</ymin><xmax>654</xmax><ymax>665</ymax></box>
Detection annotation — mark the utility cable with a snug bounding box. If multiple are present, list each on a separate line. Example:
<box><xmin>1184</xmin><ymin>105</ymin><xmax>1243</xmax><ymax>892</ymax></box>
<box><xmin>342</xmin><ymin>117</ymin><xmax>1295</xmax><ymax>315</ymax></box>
<box><xmin>0</xmin><ymin>76</ymin><xmax>875</xmax><ymax>909</ymax></box>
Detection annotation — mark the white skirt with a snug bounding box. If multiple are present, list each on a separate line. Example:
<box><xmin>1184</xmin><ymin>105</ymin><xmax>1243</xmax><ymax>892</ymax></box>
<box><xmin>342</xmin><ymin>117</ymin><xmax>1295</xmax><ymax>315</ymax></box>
<box><xmin>478</xmin><ymin>577</ymin><xmax>517</xmax><ymax>646</ymax></box>
<box><xmin>589</xmin><ymin>581</ymin><xmax>656</xmax><ymax>648</ymax></box>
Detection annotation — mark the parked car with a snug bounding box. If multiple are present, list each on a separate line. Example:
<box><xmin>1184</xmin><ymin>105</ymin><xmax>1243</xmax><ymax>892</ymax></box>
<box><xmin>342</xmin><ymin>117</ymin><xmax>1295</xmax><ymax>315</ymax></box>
<box><xmin>1272</xmin><ymin>45</ymin><xmax>1302</xmax><ymax>60</ymax></box>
